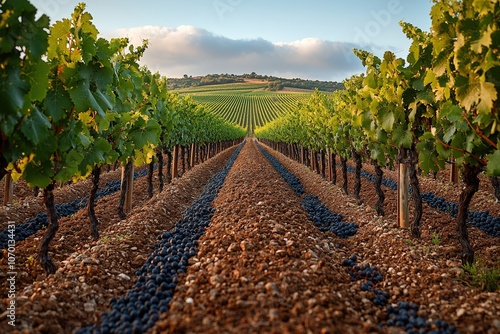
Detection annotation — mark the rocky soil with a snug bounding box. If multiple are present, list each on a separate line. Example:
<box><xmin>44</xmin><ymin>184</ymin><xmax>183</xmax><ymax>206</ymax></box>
<box><xmin>0</xmin><ymin>139</ymin><xmax>498</xmax><ymax>333</ymax></box>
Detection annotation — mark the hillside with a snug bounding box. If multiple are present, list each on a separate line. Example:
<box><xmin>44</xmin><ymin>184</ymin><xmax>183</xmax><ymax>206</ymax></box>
<box><xmin>168</xmin><ymin>73</ymin><xmax>344</xmax><ymax>92</ymax></box>
<box><xmin>175</xmin><ymin>81</ymin><xmax>310</xmax><ymax>134</ymax></box>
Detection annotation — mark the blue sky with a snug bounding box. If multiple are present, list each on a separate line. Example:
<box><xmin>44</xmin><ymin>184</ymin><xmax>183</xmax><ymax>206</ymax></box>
<box><xmin>31</xmin><ymin>0</ymin><xmax>433</xmax><ymax>82</ymax></box>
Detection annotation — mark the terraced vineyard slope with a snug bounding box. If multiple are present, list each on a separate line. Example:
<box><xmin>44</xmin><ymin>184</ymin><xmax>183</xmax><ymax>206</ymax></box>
<box><xmin>176</xmin><ymin>82</ymin><xmax>310</xmax><ymax>134</ymax></box>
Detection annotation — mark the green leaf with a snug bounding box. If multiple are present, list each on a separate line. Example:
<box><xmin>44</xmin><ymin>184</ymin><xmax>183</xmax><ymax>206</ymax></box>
<box><xmin>27</xmin><ymin>60</ymin><xmax>49</xmax><ymax>101</ymax></box>
<box><xmin>78</xmin><ymin>137</ymin><xmax>112</xmax><ymax>174</ymax></box>
<box><xmin>472</xmin><ymin>0</ymin><xmax>496</xmax><ymax>16</ymax></box>
<box><xmin>379</xmin><ymin>107</ymin><xmax>395</xmax><ymax>132</ymax></box>
<box><xmin>439</xmin><ymin>101</ymin><xmax>463</xmax><ymax>122</ymax></box>
<box><xmin>23</xmin><ymin>161</ymin><xmax>53</xmax><ymax>188</ymax></box>
<box><xmin>44</xmin><ymin>86</ymin><xmax>72</xmax><ymax>122</ymax></box>
<box><xmin>424</xmin><ymin>70</ymin><xmax>437</xmax><ymax>87</ymax></box>
<box><xmin>0</xmin><ymin>68</ymin><xmax>30</xmax><ymax>115</ymax></box>
<box><xmin>471</xmin><ymin>26</ymin><xmax>493</xmax><ymax>53</ymax></box>
<box><xmin>451</xmin><ymin>131</ymin><xmax>467</xmax><ymax>151</ymax></box>
<box><xmin>376</xmin><ymin>128</ymin><xmax>387</xmax><ymax>144</ymax></box>
<box><xmin>412</xmin><ymin>78</ymin><xmax>424</xmax><ymax>91</ymax></box>
<box><xmin>486</xmin><ymin>150</ymin><xmax>500</xmax><ymax>175</ymax></box>
<box><xmin>393</xmin><ymin>124</ymin><xmax>413</xmax><ymax>148</ymax></box>
<box><xmin>456</xmin><ymin>79</ymin><xmax>481</xmax><ymax>111</ymax></box>
<box><xmin>443</xmin><ymin>125</ymin><xmax>457</xmax><ymax>143</ymax></box>
<box><xmin>128</xmin><ymin>119</ymin><xmax>161</xmax><ymax>149</ymax></box>
<box><xmin>47</xmin><ymin>19</ymin><xmax>71</xmax><ymax>60</ymax></box>
<box><xmin>416</xmin><ymin>134</ymin><xmax>439</xmax><ymax>174</ymax></box>
<box><xmin>20</xmin><ymin>108</ymin><xmax>51</xmax><ymax>145</ymax></box>
<box><xmin>476</xmin><ymin>81</ymin><xmax>497</xmax><ymax>114</ymax></box>
<box><xmin>78</xmin><ymin>133</ymin><xmax>92</xmax><ymax>148</ymax></box>
<box><xmin>55</xmin><ymin>150</ymin><xmax>85</xmax><ymax>182</ymax></box>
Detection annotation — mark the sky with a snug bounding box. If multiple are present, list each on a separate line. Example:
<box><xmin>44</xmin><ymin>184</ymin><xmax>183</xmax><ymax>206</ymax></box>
<box><xmin>30</xmin><ymin>0</ymin><xmax>434</xmax><ymax>82</ymax></box>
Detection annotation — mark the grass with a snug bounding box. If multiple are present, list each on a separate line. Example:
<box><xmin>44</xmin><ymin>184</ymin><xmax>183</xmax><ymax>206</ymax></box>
<box><xmin>430</xmin><ymin>232</ymin><xmax>440</xmax><ymax>246</ymax></box>
<box><xmin>462</xmin><ymin>257</ymin><xmax>500</xmax><ymax>292</ymax></box>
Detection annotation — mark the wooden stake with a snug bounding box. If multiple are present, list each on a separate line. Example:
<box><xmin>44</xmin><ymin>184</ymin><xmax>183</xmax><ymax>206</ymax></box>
<box><xmin>190</xmin><ymin>143</ymin><xmax>196</xmax><ymax>168</ymax></box>
<box><xmin>310</xmin><ymin>151</ymin><xmax>316</xmax><ymax>171</ymax></box>
<box><xmin>450</xmin><ymin>159</ymin><xmax>459</xmax><ymax>183</ymax></box>
<box><xmin>172</xmin><ymin>144</ymin><xmax>179</xmax><ymax>178</ymax></box>
<box><xmin>3</xmin><ymin>173</ymin><xmax>14</xmax><ymax>206</ymax></box>
<box><xmin>328</xmin><ymin>149</ymin><xmax>334</xmax><ymax>182</ymax></box>
<box><xmin>398</xmin><ymin>163</ymin><xmax>409</xmax><ymax>228</ymax></box>
<box><xmin>125</xmin><ymin>165</ymin><xmax>134</xmax><ymax>213</ymax></box>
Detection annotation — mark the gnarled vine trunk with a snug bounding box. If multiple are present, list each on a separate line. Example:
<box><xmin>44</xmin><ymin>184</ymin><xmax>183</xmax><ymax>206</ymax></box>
<box><xmin>352</xmin><ymin>148</ymin><xmax>362</xmax><ymax>203</ymax></box>
<box><xmin>181</xmin><ymin>146</ymin><xmax>186</xmax><ymax>175</ymax></box>
<box><xmin>187</xmin><ymin>145</ymin><xmax>192</xmax><ymax>170</ymax></box>
<box><xmin>458</xmin><ymin>164</ymin><xmax>481</xmax><ymax>266</ymax></box>
<box><xmin>87</xmin><ymin>166</ymin><xmax>101</xmax><ymax>240</ymax></box>
<box><xmin>38</xmin><ymin>183</ymin><xmax>58</xmax><ymax>274</ymax></box>
<box><xmin>157</xmin><ymin>148</ymin><xmax>164</xmax><ymax>192</ymax></box>
<box><xmin>166</xmin><ymin>150</ymin><xmax>173</xmax><ymax>184</ymax></box>
<box><xmin>491</xmin><ymin>176</ymin><xmax>500</xmax><ymax>202</ymax></box>
<box><xmin>320</xmin><ymin>150</ymin><xmax>326</xmax><ymax>178</ymax></box>
<box><xmin>408</xmin><ymin>148</ymin><xmax>422</xmax><ymax>238</ymax></box>
<box><xmin>373</xmin><ymin>160</ymin><xmax>385</xmax><ymax>216</ymax></box>
<box><xmin>340</xmin><ymin>157</ymin><xmax>348</xmax><ymax>195</ymax></box>
<box><xmin>147</xmin><ymin>158</ymin><xmax>155</xmax><ymax>199</ymax></box>
<box><xmin>331</xmin><ymin>152</ymin><xmax>337</xmax><ymax>185</ymax></box>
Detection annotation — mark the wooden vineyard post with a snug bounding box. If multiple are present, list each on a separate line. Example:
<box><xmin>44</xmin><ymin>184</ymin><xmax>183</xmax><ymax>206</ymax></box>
<box><xmin>3</xmin><ymin>173</ymin><xmax>14</xmax><ymax>206</ymax></box>
<box><xmin>300</xmin><ymin>146</ymin><xmax>305</xmax><ymax>165</ymax></box>
<box><xmin>397</xmin><ymin>163</ymin><xmax>409</xmax><ymax>228</ymax></box>
<box><xmin>190</xmin><ymin>143</ymin><xmax>196</xmax><ymax>168</ymax></box>
<box><xmin>310</xmin><ymin>151</ymin><xmax>316</xmax><ymax>171</ymax></box>
<box><xmin>120</xmin><ymin>164</ymin><xmax>134</xmax><ymax>214</ymax></box>
<box><xmin>172</xmin><ymin>144</ymin><xmax>179</xmax><ymax>178</ymax></box>
<box><xmin>450</xmin><ymin>159</ymin><xmax>459</xmax><ymax>184</ymax></box>
<box><xmin>328</xmin><ymin>149</ymin><xmax>333</xmax><ymax>182</ymax></box>
<box><xmin>206</xmin><ymin>143</ymin><xmax>211</xmax><ymax>160</ymax></box>
<box><xmin>125</xmin><ymin>165</ymin><xmax>134</xmax><ymax>213</ymax></box>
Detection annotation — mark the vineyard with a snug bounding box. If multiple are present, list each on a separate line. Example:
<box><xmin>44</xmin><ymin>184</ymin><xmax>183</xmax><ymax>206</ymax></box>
<box><xmin>1</xmin><ymin>0</ymin><xmax>500</xmax><ymax>334</ymax></box>
<box><xmin>176</xmin><ymin>83</ymin><xmax>310</xmax><ymax>133</ymax></box>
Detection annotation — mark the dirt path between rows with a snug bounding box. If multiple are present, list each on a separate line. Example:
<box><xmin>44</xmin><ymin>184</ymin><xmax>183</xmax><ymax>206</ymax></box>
<box><xmin>152</xmin><ymin>139</ymin><xmax>369</xmax><ymax>333</ymax></box>
<box><xmin>0</xmin><ymin>147</ymin><xmax>237</xmax><ymax>334</ymax></box>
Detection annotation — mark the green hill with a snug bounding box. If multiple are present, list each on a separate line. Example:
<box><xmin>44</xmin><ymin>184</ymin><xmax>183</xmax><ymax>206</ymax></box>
<box><xmin>175</xmin><ymin>81</ymin><xmax>311</xmax><ymax>134</ymax></box>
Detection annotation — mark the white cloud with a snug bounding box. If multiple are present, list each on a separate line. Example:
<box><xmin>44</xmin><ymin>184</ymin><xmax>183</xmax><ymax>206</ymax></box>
<box><xmin>108</xmin><ymin>25</ymin><xmax>376</xmax><ymax>82</ymax></box>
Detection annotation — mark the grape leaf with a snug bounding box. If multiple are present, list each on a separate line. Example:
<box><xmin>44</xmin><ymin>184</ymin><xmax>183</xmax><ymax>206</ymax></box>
<box><xmin>20</xmin><ymin>108</ymin><xmax>51</xmax><ymax>145</ymax></box>
<box><xmin>378</xmin><ymin>107</ymin><xmax>395</xmax><ymax>132</ymax></box>
<box><xmin>23</xmin><ymin>161</ymin><xmax>53</xmax><ymax>188</ymax></box>
<box><xmin>0</xmin><ymin>68</ymin><xmax>30</xmax><ymax>116</ymax></box>
<box><xmin>486</xmin><ymin>150</ymin><xmax>500</xmax><ymax>175</ymax></box>
<box><xmin>393</xmin><ymin>124</ymin><xmax>413</xmax><ymax>148</ymax></box>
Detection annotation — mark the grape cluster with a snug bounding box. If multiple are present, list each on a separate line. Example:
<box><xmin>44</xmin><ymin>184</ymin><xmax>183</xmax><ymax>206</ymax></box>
<box><xmin>0</xmin><ymin>167</ymin><xmax>152</xmax><ymax>250</ymax></box>
<box><xmin>256</xmin><ymin>144</ymin><xmax>305</xmax><ymax>196</ymax></box>
<box><xmin>342</xmin><ymin>255</ymin><xmax>458</xmax><ymax>333</ymax></box>
<box><xmin>341</xmin><ymin>254</ymin><xmax>388</xmax><ymax>306</ymax></box>
<box><xmin>335</xmin><ymin>163</ymin><xmax>500</xmax><ymax>238</ymax></box>
<box><xmin>422</xmin><ymin>192</ymin><xmax>500</xmax><ymax>237</ymax></box>
<box><xmin>301</xmin><ymin>194</ymin><xmax>358</xmax><ymax>238</ymax></box>
<box><xmin>385</xmin><ymin>302</ymin><xmax>458</xmax><ymax>334</ymax></box>
<box><xmin>0</xmin><ymin>197</ymin><xmax>85</xmax><ymax>250</ymax></box>
<box><xmin>76</xmin><ymin>143</ymin><xmax>244</xmax><ymax>334</ymax></box>
<box><xmin>257</xmin><ymin>144</ymin><xmax>358</xmax><ymax>238</ymax></box>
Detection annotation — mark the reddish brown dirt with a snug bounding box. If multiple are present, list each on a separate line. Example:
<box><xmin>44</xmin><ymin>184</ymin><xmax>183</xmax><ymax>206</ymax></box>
<box><xmin>153</xmin><ymin>139</ymin><xmax>368</xmax><ymax>333</ymax></box>
<box><xmin>264</xmin><ymin>144</ymin><xmax>500</xmax><ymax>334</ymax></box>
<box><xmin>0</xmin><ymin>147</ymin><xmax>236</xmax><ymax>333</ymax></box>
<box><xmin>0</xmin><ymin>140</ymin><xmax>499</xmax><ymax>334</ymax></box>
<box><xmin>0</xmin><ymin>166</ymin><xmax>130</xmax><ymax>230</ymax></box>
